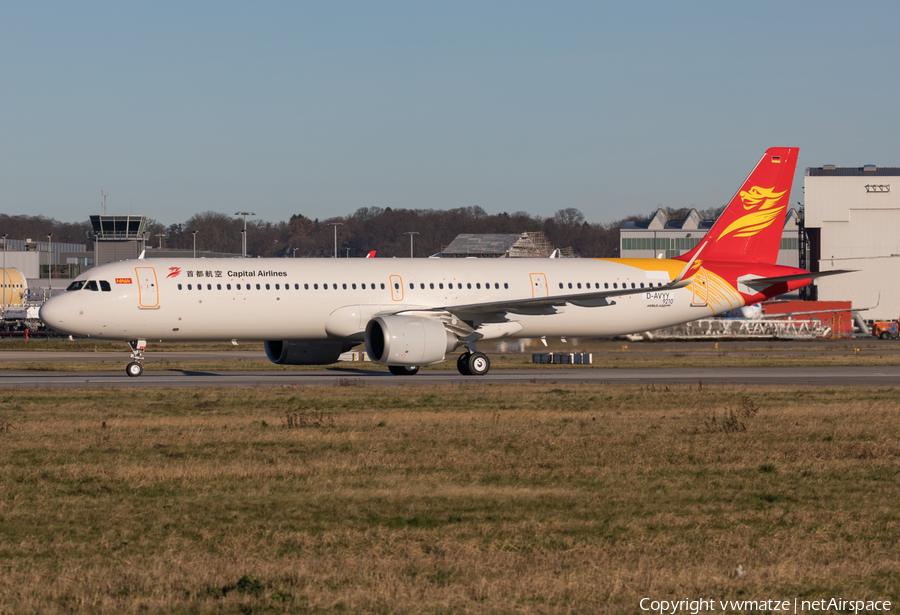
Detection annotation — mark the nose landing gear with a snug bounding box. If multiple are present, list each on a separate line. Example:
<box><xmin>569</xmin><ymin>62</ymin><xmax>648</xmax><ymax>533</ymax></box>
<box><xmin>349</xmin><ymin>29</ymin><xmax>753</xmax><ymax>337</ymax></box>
<box><xmin>126</xmin><ymin>339</ymin><xmax>147</xmax><ymax>377</ymax></box>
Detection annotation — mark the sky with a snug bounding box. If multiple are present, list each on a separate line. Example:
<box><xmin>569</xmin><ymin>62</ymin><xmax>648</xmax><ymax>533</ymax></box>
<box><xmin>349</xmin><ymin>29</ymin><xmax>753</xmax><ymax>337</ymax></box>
<box><xmin>3</xmin><ymin>1</ymin><xmax>899</xmax><ymax>227</ymax></box>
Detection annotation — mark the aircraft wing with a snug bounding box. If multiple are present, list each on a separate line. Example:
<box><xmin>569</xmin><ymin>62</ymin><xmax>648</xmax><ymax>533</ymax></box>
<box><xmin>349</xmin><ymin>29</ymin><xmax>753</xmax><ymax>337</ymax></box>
<box><xmin>435</xmin><ymin>277</ymin><xmax>692</xmax><ymax>317</ymax></box>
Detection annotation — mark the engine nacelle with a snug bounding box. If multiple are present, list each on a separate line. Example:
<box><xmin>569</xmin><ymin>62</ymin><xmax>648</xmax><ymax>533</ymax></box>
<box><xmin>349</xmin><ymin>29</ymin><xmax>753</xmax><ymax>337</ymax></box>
<box><xmin>365</xmin><ymin>316</ymin><xmax>458</xmax><ymax>366</ymax></box>
<box><xmin>264</xmin><ymin>339</ymin><xmax>356</xmax><ymax>365</ymax></box>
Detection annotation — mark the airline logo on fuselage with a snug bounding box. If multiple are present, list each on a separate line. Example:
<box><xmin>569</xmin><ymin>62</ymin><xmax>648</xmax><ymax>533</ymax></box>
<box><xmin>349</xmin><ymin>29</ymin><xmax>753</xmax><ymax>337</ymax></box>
<box><xmin>227</xmin><ymin>270</ymin><xmax>288</xmax><ymax>278</ymax></box>
<box><xmin>166</xmin><ymin>267</ymin><xmax>182</xmax><ymax>278</ymax></box>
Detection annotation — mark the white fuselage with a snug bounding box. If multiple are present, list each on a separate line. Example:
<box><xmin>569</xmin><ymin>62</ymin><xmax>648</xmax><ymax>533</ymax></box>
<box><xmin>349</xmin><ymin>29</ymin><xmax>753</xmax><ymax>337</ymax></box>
<box><xmin>39</xmin><ymin>257</ymin><xmax>740</xmax><ymax>342</ymax></box>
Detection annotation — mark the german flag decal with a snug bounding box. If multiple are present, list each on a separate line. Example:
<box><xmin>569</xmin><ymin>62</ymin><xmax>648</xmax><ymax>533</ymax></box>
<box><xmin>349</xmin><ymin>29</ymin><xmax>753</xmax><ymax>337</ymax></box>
<box><xmin>115</xmin><ymin>278</ymin><xmax>133</xmax><ymax>284</ymax></box>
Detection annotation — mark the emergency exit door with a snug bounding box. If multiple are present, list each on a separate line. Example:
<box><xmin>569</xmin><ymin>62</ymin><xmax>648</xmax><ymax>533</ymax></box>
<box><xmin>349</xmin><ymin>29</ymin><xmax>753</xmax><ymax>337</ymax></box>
<box><xmin>529</xmin><ymin>273</ymin><xmax>548</xmax><ymax>298</ymax></box>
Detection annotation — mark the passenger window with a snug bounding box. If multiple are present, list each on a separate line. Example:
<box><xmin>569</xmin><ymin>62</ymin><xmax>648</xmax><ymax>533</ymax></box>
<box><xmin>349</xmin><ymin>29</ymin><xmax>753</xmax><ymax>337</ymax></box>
<box><xmin>577</xmin><ymin>283</ymin><xmax>582</xmax><ymax>289</ymax></box>
<box><xmin>613</xmin><ymin>283</ymin><xmax>618</xmax><ymax>289</ymax></box>
<box><xmin>343</xmin><ymin>283</ymin><xmax>347</xmax><ymax>290</ymax></box>
<box><xmin>218</xmin><ymin>284</ymin><xmax>222</xmax><ymax>290</ymax></box>
<box><xmin>237</xmin><ymin>284</ymin><xmax>241</xmax><ymax>290</ymax></box>
<box><xmin>313</xmin><ymin>284</ymin><xmax>318</xmax><ymax>290</ymax></box>
<box><xmin>439</xmin><ymin>283</ymin><xmax>444</xmax><ymax>289</ymax></box>
<box><xmin>361</xmin><ymin>283</ymin><xmax>366</xmax><ymax>289</ymax></box>
<box><xmin>504</xmin><ymin>283</ymin><xmax>508</xmax><ymax>289</ymax></box>
<box><xmin>394</xmin><ymin>283</ymin><xmax>399</xmax><ymax>290</ymax></box>
<box><xmin>256</xmin><ymin>284</ymin><xmax>261</xmax><ymax>290</ymax></box>
<box><xmin>352</xmin><ymin>284</ymin><xmax>356</xmax><ymax>290</ymax></box>
<box><xmin>66</xmin><ymin>281</ymin><xmax>85</xmax><ymax>291</ymax></box>
<box><xmin>429</xmin><ymin>283</ymin><xmax>434</xmax><ymax>289</ymax></box>
<box><xmin>380</xmin><ymin>283</ymin><xmax>385</xmax><ymax>289</ymax></box>
<box><xmin>631</xmin><ymin>283</ymin><xmax>636</xmax><ymax>288</ymax></box>
<box><xmin>188</xmin><ymin>284</ymin><xmax>193</xmax><ymax>290</ymax></box>
<box><xmin>467</xmin><ymin>283</ymin><xmax>471</xmax><ymax>289</ymax></box>
<box><xmin>558</xmin><ymin>283</ymin><xmax>563</xmax><ymax>289</ymax></box>
<box><xmin>207</xmin><ymin>284</ymin><xmax>212</xmax><ymax>290</ymax></box>
<box><xmin>100</xmin><ymin>281</ymin><xmax>111</xmax><ymax>292</ymax></box>
<box><xmin>604</xmin><ymin>283</ymin><xmax>609</xmax><ymax>289</ymax></box>
<box><xmin>323</xmin><ymin>283</ymin><xmax>328</xmax><ymax>289</ymax></box>
<box><xmin>265</xmin><ymin>284</ymin><xmax>270</xmax><ymax>290</ymax></box>
<box><xmin>420</xmin><ymin>283</ymin><xmax>425</xmax><ymax>289</ymax></box>
<box><xmin>84</xmin><ymin>281</ymin><xmax>98</xmax><ymax>291</ymax></box>
<box><xmin>177</xmin><ymin>284</ymin><xmax>183</xmax><ymax>290</ymax></box>
<box><xmin>409</xmin><ymin>283</ymin><xmax>413</xmax><ymax>289</ymax></box>
<box><xmin>275</xmin><ymin>284</ymin><xmax>279</xmax><ymax>290</ymax></box>
<box><xmin>568</xmin><ymin>283</ymin><xmax>572</xmax><ymax>289</ymax></box>
<box><xmin>476</xmin><ymin>283</ymin><xmax>481</xmax><ymax>289</ymax></box>
<box><xmin>227</xmin><ymin>284</ymin><xmax>231</xmax><ymax>290</ymax></box>
<box><xmin>640</xmin><ymin>283</ymin><xmax>644</xmax><ymax>288</ymax></box>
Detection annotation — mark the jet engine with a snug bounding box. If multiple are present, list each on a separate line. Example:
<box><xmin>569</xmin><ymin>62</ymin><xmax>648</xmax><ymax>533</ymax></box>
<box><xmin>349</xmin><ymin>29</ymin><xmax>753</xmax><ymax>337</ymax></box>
<box><xmin>365</xmin><ymin>315</ymin><xmax>458</xmax><ymax>366</ymax></box>
<box><xmin>264</xmin><ymin>339</ymin><xmax>356</xmax><ymax>365</ymax></box>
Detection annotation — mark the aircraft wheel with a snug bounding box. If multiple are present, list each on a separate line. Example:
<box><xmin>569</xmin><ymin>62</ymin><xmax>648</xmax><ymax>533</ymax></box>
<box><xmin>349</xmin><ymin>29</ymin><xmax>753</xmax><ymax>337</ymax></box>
<box><xmin>467</xmin><ymin>352</ymin><xmax>490</xmax><ymax>376</ymax></box>
<box><xmin>126</xmin><ymin>362</ymin><xmax>144</xmax><ymax>377</ymax></box>
<box><xmin>456</xmin><ymin>353</ymin><xmax>471</xmax><ymax>376</ymax></box>
<box><xmin>388</xmin><ymin>365</ymin><xmax>420</xmax><ymax>376</ymax></box>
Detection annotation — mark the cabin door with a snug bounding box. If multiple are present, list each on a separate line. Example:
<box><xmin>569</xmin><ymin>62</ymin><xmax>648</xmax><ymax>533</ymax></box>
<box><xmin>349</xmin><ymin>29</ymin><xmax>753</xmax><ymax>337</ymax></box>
<box><xmin>135</xmin><ymin>267</ymin><xmax>160</xmax><ymax>309</ymax></box>
<box><xmin>691</xmin><ymin>268</ymin><xmax>708</xmax><ymax>307</ymax></box>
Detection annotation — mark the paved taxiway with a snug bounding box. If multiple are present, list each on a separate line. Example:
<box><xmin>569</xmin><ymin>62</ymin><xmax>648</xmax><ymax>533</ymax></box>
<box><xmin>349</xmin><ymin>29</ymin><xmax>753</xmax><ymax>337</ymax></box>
<box><xmin>1</xmin><ymin>365</ymin><xmax>898</xmax><ymax>388</ymax></box>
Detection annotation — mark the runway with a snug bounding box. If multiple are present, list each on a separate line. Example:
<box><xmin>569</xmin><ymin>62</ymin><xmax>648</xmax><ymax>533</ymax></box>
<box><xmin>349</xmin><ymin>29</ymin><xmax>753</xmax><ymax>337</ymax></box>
<box><xmin>1</xmin><ymin>365</ymin><xmax>899</xmax><ymax>388</ymax></box>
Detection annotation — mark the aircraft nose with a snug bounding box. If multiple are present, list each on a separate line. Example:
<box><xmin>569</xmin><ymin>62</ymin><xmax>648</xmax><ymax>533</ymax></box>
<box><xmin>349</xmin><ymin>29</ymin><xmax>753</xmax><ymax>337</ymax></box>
<box><xmin>39</xmin><ymin>296</ymin><xmax>66</xmax><ymax>328</ymax></box>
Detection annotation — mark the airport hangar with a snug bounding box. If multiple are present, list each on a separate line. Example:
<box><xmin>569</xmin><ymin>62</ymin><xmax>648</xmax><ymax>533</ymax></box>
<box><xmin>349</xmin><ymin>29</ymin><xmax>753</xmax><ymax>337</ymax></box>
<box><xmin>805</xmin><ymin>165</ymin><xmax>900</xmax><ymax>321</ymax></box>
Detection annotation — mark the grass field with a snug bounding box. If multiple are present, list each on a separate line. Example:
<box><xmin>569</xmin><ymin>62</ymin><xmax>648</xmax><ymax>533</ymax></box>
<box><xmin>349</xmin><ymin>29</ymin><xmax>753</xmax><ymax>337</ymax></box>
<box><xmin>1</xmin><ymin>384</ymin><xmax>898</xmax><ymax>613</ymax></box>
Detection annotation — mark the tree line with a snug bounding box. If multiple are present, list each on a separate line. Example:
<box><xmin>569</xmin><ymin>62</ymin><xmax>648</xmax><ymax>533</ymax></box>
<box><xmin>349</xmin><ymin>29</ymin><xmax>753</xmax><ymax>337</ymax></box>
<box><xmin>1</xmin><ymin>204</ymin><xmax>724</xmax><ymax>259</ymax></box>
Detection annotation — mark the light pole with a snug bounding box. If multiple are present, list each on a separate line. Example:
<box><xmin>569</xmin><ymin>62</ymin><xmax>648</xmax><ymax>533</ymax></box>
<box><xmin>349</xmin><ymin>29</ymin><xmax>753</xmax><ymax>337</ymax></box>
<box><xmin>47</xmin><ymin>233</ymin><xmax>53</xmax><ymax>298</ymax></box>
<box><xmin>156</xmin><ymin>234</ymin><xmax>166</xmax><ymax>249</ymax></box>
<box><xmin>1</xmin><ymin>234</ymin><xmax>7</xmax><ymax>309</ymax></box>
<box><xmin>405</xmin><ymin>231</ymin><xmax>419</xmax><ymax>258</ymax></box>
<box><xmin>327</xmin><ymin>222</ymin><xmax>343</xmax><ymax>258</ymax></box>
<box><xmin>235</xmin><ymin>212</ymin><xmax>256</xmax><ymax>258</ymax></box>
<box><xmin>192</xmin><ymin>230</ymin><xmax>199</xmax><ymax>258</ymax></box>
<box><xmin>292</xmin><ymin>247</ymin><xmax>298</xmax><ymax>258</ymax></box>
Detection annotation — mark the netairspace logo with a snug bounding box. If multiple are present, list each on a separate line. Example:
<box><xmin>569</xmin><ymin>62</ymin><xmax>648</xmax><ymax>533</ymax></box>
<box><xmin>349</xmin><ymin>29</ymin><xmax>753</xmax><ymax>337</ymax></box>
<box><xmin>639</xmin><ymin>597</ymin><xmax>892</xmax><ymax>614</ymax></box>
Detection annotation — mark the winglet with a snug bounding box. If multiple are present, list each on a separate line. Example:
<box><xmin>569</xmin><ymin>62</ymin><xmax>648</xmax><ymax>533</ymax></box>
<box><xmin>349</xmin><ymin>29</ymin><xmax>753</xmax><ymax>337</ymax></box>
<box><xmin>673</xmin><ymin>241</ymin><xmax>706</xmax><ymax>284</ymax></box>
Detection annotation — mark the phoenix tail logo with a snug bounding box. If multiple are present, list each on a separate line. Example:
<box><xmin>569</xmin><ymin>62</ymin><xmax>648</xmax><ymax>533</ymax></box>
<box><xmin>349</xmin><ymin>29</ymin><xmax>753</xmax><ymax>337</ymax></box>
<box><xmin>166</xmin><ymin>267</ymin><xmax>182</xmax><ymax>279</ymax></box>
<box><xmin>716</xmin><ymin>186</ymin><xmax>786</xmax><ymax>241</ymax></box>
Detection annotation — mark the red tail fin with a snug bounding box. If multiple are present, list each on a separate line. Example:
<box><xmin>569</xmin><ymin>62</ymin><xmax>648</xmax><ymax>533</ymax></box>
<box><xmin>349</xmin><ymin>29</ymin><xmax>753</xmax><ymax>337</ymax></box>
<box><xmin>676</xmin><ymin>147</ymin><xmax>798</xmax><ymax>265</ymax></box>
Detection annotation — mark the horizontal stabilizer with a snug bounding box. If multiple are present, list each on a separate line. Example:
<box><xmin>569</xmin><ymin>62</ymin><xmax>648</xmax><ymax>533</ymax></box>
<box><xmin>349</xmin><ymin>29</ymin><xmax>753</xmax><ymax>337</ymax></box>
<box><xmin>743</xmin><ymin>270</ymin><xmax>853</xmax><ymax>288</ymax></box>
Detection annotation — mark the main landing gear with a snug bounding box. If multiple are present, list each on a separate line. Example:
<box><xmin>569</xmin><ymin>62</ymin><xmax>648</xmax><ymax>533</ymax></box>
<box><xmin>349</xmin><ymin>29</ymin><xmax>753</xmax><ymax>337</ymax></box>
<box><xmin>456</xmin><ymin>351</ymin><xmax>490</xmax><ymax>376</ymax></box>
<box><xmin>126</xmin><ymin>339</ymin><xmax>146</xmax><ymax>377</ymax></box>
<box><xmin>388</xmin><ymin>365</ymin><xmax>420</xmax><ymax>376</ymax></box>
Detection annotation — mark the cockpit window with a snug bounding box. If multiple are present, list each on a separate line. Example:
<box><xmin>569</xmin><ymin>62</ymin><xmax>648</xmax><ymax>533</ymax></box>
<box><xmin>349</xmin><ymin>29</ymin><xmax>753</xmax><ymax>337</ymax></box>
<box><xmin>100</xmin><ymin>281</ymin><xmax>111</xmax><ymax>292</ymax></box>
<box><xmin>66</xmin><ymin>281</ymin><xmax>85</xmax><ymax>291</ymax></box>
<box><xmin>84</xmin><ymin>281</ymin><xmax>99</xmax><ymax>291</ymax></box>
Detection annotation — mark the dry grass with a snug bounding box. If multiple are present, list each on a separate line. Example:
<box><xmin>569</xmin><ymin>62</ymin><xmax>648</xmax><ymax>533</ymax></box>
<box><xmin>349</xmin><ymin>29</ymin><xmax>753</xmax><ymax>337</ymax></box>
<box><xmin>0</xmin><ymin>385</ymin><xmax>898</xmax><ymax>613</ymax></box>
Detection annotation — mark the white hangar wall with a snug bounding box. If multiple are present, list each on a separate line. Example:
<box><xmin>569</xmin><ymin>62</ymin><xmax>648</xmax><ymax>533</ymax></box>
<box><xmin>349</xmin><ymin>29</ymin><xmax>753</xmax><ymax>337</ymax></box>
<box><xmin>805</xmin><ymin>166</ymin><xmax>900</xmax><ymax>320</ymax></box>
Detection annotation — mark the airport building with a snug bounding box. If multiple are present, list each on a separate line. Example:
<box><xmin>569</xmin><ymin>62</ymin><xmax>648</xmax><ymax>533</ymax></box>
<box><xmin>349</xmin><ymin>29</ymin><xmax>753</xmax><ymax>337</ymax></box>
<box><xmin>619</xmin><ymin>208</ymin><xmax>801</xmax><ymax>267</ymax></box>
<box><xmin>804</xmin><ymin>165</ymin><xmax>900</xmax><ymax>320</ymax></box>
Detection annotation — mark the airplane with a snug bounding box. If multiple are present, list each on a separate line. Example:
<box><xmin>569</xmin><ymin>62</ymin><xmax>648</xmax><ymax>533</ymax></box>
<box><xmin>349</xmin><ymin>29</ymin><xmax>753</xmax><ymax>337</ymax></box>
<box><xmin>39</xmin><ymin>147</ymin><xmax>849</xmax><ymax>378</ymax></box>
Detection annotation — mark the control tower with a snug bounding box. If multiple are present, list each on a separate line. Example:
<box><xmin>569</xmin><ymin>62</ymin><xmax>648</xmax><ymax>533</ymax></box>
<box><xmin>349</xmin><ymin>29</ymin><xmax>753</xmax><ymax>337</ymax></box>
<box><xmin>90</xmin><ymin>215</ymin><xmax>147</xmax><ymax>265</ymax></box>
